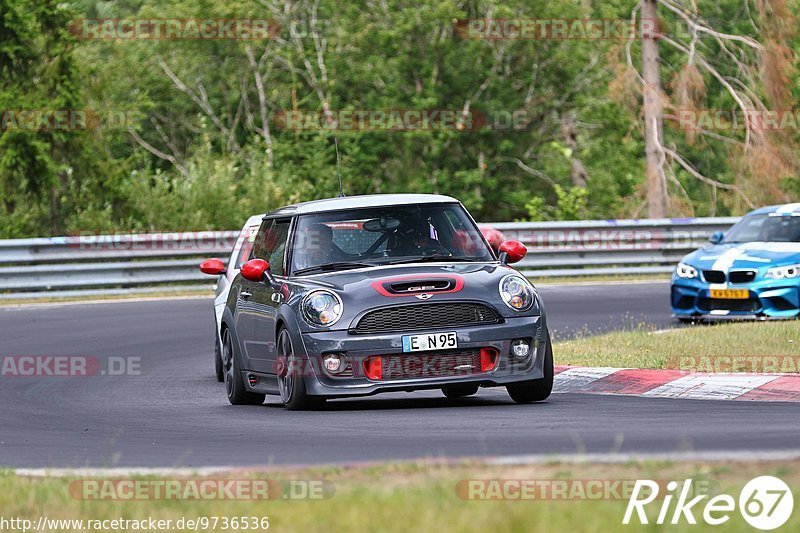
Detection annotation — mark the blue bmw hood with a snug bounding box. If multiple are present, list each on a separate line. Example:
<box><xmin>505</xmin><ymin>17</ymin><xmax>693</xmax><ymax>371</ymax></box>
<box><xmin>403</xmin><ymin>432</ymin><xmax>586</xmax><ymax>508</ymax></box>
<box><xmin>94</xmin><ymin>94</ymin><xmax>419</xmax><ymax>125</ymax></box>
<box><xmin>683</xmin><ymin>242</ymin><xmax>800</xmax><ymax>270</ymax></box>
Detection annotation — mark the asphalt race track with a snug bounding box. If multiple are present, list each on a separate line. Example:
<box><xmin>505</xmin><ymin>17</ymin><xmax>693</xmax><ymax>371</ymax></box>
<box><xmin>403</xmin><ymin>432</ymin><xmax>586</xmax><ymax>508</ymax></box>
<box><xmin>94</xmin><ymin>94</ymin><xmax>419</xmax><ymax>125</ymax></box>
<box><xmin>2</xmin><ymin>281</ymin><xmax>799</xmax><ymax>468</ymax></box>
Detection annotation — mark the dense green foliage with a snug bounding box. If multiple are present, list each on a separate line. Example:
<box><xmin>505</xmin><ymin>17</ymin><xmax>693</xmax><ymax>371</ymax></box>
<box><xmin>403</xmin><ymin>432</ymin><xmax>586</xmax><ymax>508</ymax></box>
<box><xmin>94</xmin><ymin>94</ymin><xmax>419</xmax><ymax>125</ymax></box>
<box><xmin>0</xmin><ymin>0</ymin><xmax>798</xmax><ymax>237</ymax></box>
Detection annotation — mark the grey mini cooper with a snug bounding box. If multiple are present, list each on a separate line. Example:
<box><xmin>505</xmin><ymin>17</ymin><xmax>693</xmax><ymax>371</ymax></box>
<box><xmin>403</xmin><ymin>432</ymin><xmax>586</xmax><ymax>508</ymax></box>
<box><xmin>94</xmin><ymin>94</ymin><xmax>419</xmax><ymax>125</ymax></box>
<box><xmin>220</xmin><ymin>194</ymin><xmax>553</xmax><ymax>410</ymax></box>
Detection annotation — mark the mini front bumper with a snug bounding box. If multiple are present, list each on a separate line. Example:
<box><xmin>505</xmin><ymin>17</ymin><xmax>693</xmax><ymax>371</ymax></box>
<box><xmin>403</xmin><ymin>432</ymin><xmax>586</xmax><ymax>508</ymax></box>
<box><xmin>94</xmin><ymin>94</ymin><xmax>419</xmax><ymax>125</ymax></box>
<box><xmin>291</xmin><ymin>315</ymin><xmax>546</xmax><ymax>397</ymax></box>
<box><xmin>671</xmin><ymin>276</ymin><xmax>800</xmax><ymax>319</ymax></box>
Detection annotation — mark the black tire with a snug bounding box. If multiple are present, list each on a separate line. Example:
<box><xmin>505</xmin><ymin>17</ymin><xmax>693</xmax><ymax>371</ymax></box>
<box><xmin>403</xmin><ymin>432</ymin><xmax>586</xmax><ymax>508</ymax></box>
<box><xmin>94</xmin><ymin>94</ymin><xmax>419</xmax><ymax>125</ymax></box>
<box><xmin>442</xmin><ymin>384</ymin><xmax>479</xmax><ymax>398</ymax></box>
<box><xmin>222</xmin><ymin>328</ymin><xmax>265</xmax><ymax>406</ymax></box>
<box><xmin>214</xmin><ymin>325</ymin><xmax>224</xmax><ymax>382</ymax></box>
<box><xmin>678</xmin><ymin>317</ymin><xmax>695</xmax><ymax>324</ymax></box>
<box><xmin>277</xmin><ymin>328</ymin><xmax>326</xmax><ymax>411</ymax></box>
<box><xmin>506</xmin><ymin>329</ymin><xmax>554</xmax><ymax>404</ymax></box>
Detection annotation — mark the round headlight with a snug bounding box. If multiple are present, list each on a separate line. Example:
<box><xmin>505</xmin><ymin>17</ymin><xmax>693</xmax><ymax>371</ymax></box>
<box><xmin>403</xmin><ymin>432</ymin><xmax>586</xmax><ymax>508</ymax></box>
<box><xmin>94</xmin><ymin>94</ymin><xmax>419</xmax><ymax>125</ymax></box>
<box><xmin>499</xmin><ymin>274</ymin><xmax>534</xmax><ymax>311</ymax></box>
<box><xmin>302</xmin><ymin>290</ymin><xmax>343</xmax><ymax>326</ymax></box>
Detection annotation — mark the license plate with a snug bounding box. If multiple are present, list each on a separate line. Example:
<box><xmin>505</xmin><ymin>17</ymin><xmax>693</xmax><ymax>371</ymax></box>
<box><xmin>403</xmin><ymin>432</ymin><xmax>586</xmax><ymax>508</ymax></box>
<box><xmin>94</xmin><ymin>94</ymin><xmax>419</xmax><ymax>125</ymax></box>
<box><xmin>402</xmin><ymin>332</ymin><xmax>457</xmax><ymax>353</ymax></box>
<box><xmin>710</xmin><ymin>289</ymin><xmax>750</xmax><ymax>299</ymax></box>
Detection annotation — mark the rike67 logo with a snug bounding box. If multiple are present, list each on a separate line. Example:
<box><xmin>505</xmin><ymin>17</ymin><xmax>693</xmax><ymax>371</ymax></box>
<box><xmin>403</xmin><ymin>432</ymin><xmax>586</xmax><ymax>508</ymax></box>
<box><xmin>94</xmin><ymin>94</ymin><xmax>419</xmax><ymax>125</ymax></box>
<box><xmin>624</xmin><ymin>476</ymin><xmax>794</xmax><ymax>530</ymax></box>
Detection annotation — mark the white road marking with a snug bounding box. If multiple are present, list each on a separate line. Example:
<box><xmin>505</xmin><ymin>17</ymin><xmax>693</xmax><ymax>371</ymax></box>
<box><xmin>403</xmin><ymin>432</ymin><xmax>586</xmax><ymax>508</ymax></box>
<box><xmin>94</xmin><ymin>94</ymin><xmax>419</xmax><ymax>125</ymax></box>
<box><xmin>644</xmin><ymin>374</ymin><xmax>779</xmax><ymax>400</ymax></box>
<box><xmin>488</xmin><ymin>450</ymin><xmax>800</xmax><ymax>465</ymax></box>
<box><xmin>553</xmin><ymin>367</ymin><xmax>623</xmax><ymax>392</ymax></box>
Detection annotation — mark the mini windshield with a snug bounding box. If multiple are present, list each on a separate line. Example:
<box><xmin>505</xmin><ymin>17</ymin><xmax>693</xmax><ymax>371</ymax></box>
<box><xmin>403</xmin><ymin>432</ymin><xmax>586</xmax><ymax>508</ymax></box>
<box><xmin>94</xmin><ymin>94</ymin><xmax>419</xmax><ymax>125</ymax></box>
<box><xmin>723</xmin><ymin>214</ymin><xmax>800</xmax><ymax>243</ymax></box>
<box><xmin>290</xmin><ymin>203</ymin><xmax>494</xmax><ymax>275</ymax></box>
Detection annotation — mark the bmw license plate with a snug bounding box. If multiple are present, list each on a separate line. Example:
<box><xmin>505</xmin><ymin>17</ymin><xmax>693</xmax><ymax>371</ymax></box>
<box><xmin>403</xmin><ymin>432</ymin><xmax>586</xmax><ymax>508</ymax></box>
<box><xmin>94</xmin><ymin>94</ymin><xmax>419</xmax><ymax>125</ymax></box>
<box><xmin>402</xmin><ymin>332</ymin><xmax>457</xmax><ymax>353</ymax></box>
<box><xmin>710</xmin><ymin>289</ymin><xmax>750</xmax><ymax>299</ymax></box>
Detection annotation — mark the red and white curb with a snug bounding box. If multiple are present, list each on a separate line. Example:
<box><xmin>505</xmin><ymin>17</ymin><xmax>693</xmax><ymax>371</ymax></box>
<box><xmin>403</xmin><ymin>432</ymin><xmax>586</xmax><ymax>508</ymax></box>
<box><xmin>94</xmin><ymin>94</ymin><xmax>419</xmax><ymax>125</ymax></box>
<box><xmin>554</xmin><ymin>366</ymin><xmax>800</xmax><ymax>402</ymax></box>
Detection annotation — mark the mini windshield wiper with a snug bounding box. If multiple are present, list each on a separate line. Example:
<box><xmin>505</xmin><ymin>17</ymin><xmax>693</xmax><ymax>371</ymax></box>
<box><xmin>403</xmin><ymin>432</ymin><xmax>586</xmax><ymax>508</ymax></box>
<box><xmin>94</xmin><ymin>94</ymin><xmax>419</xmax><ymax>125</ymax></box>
<box><xmin>388</xmin><ymin>255</ymin><xmax>477</xmax><ymax>265</ymax></box>
<box><xmin>294</xmin><ymin>262</ymin><xmax>374</xmax><ymax>275</ymax></box>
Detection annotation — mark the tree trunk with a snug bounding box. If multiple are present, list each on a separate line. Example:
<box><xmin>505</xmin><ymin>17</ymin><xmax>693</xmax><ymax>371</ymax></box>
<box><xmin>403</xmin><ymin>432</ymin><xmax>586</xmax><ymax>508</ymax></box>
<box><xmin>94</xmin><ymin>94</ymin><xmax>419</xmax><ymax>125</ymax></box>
<box><xmin>561</xmin><ymin>111</ymin><xmax>589</xmax><ymax>188</ymax></box>
<box><xmin>641</xmin><ymin>0</ymin><xmax>667</xmax><ymax>218</ymax></box>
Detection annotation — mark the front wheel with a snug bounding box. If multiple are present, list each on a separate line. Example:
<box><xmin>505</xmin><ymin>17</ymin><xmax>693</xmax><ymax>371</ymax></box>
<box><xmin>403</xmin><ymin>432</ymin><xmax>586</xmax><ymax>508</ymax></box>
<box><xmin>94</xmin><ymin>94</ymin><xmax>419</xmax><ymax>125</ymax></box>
<box><xmin>506</xmin><ymin>329</ymin><xmax>554</xmax><ymax>404</ymax></box>
<box><xmin>277</xmin><ymin>328</ymin><xmax>326</xmax><ymax>411</ymax></box>
<box><xmin>223</xmin><ymin>328</ymin><xmax>265</xmax><ymax>406</ymax></box>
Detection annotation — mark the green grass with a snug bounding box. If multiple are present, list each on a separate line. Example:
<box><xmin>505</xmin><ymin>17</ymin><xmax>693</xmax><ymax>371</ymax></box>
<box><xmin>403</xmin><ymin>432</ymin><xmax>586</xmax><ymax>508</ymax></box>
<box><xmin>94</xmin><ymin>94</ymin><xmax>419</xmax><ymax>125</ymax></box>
<box><xmin>2</xmin><ymin>459</ymin><xmax>798</xmax><ymax>532</ymax></box>
<box><xmin>555</xmin><ymin>320</ymin><xmax>800</xmax><ymax>370</ymax></box>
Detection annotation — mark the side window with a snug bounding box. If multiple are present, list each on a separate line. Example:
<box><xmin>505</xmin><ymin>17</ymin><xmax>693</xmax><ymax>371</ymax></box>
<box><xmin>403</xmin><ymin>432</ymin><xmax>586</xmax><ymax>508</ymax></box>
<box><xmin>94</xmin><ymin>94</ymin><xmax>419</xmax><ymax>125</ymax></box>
<box><xmin>252</xmin><ymin>219</ymin><xmax>291</xmax><ymax>275</ymax></box>
<box><xmin>233</xmin><ymin>225</ymin><xmax>260</xmax><ymax>270</ymax></box>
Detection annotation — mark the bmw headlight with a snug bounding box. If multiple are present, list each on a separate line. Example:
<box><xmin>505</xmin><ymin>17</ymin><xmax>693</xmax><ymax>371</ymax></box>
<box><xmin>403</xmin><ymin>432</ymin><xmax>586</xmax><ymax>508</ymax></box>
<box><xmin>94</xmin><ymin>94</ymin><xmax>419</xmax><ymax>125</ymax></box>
<box><xmin>302</xmin><ymin>290</ymin><xmax>343</xmax><ymax>326</ymax></box>
<box><xmin>499</xmin><ymin>274</ymin><xmax>534</xmax><ymax>311</ymax></box>
<box><xmin>676</xmin><ymin>262</ymin><xmax>698</xmax><ymax>279</ymax></box>
<box><xmin>765</xmin><ymin>264</ymin><xmax>800</xmax><ymax>280</ymax></box>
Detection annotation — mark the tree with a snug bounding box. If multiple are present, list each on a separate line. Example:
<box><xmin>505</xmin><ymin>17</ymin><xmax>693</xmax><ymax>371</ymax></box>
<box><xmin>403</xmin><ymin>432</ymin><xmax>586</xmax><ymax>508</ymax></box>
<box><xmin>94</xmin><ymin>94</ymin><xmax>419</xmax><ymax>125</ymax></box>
<box><xmin>626</xmin><ymin>0</ymin><xmax>798</xmax><ymax>217</ymax></box>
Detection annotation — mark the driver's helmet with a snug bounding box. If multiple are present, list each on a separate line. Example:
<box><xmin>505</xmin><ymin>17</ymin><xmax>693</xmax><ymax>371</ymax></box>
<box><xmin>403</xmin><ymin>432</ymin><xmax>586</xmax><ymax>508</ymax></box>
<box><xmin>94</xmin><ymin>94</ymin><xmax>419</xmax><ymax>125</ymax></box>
<box><xmin>400</xmin><ymin>217</ymin><xmax>435</xmax><ymax>242</ymax></box>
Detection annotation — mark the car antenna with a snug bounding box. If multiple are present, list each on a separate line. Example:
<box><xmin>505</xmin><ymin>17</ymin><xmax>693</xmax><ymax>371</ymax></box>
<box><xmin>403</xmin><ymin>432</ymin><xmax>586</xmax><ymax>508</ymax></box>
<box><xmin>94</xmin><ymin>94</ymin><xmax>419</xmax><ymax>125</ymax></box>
<box><xmin>335</xmin><ymin>137</ymin><xmax>346</xmax><ymax>197</ymax></box>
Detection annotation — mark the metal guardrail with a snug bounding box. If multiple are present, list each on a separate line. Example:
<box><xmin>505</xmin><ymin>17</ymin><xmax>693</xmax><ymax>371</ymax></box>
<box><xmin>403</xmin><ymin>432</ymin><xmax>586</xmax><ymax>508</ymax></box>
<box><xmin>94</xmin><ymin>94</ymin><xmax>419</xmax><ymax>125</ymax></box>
<box><xmin>0</xmin><ymin>218</ymin><xmax>739</xmax><ymax>299</ymax></box>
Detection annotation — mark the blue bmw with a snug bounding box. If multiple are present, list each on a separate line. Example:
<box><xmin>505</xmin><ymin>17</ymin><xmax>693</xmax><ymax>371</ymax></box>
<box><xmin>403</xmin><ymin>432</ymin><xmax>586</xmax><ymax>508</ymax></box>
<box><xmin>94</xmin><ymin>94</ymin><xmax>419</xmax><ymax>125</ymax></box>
<box><xmin>672</xmin><ymin>203</ymin><xmax>800</xmax><ymax>321</ymax></box>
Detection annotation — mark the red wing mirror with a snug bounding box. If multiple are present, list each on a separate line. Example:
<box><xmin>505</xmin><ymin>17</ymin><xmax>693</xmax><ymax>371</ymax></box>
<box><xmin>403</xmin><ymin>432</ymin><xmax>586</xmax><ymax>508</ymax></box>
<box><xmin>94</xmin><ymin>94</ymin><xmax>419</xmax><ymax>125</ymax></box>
<box><xmin>199</xmin><ymin>258</ymin><xmax>226</xmax><ymax>275</ymax></box>
<box><xmin>498</xmin><ymin>240</ymin><xmax>527</xmax><ymax>264</ymax></box>
<box><xmin>241</xmin><ymin>259</ymin><xmax>270</xmax><ymax>282</ymax></box>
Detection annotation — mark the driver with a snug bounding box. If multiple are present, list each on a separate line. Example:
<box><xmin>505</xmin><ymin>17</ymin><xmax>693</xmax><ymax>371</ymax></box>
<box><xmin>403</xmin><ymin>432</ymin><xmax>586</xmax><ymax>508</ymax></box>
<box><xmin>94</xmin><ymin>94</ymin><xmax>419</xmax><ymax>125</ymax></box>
<box><xmin>393</xmin><ymin>218</ymin><xmax>447</xmax><ymax>256</ymax></box>
<box><xmin>295</xmin><ymin>223</ymin><xmax>346</xmax><ymax>269</ymax></box>
<box><xmin>764</xmin><ymin>218</ymin><xmax>800</xmax><ymax>242</ymax></box>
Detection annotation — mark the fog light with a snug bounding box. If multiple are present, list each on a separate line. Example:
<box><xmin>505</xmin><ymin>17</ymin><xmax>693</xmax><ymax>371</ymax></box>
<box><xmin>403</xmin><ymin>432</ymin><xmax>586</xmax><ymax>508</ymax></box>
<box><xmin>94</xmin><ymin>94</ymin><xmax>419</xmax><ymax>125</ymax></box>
<box><xmin>323</xmin><ymin>354</ymin><xmax>344</xmax><ymax>374</ymax></box>
<box><xmin>511</xmin><ymin>339</ymin><xmax>530</xmax><ymax>359</ymax></box>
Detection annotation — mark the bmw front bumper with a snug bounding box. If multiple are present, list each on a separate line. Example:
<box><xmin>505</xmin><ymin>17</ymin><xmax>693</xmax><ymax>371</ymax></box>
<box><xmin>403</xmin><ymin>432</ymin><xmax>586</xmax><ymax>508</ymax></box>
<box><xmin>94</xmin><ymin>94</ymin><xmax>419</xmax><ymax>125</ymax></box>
<box><xmin>671</xmin><ymin>276</ymin><xmax>800</xmax><ymax>319</ymax></box>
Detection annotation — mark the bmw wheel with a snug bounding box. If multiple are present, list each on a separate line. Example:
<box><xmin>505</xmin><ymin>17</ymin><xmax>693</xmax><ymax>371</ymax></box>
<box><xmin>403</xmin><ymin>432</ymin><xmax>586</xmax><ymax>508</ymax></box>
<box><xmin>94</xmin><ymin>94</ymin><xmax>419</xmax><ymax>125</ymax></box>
<box><xmin>277</xmin><ymin>328</ymin><xmax>325</xmax><ymax>411</ymax></box>
<box><xmin>506</xmin><ymin>329</ymin><xmax>554</xmax><ymax>404</ymax></box>
<box><xmin>223</xmin><ymin>328</ymin><xmax>265</xmax><ymax>406</ymax></box>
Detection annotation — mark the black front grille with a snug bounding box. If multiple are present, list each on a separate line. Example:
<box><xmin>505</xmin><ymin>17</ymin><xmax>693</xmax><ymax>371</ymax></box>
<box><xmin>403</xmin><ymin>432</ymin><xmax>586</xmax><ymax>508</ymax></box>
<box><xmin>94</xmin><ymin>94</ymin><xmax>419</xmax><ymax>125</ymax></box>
<box><xmin>380</xmin><ymin>350</ymin><xmax>482</xmax><ymax>379</ymax></box>
<box><xmin>697</xmin><ymin>297</ymin><xmax>760</xmax><ymax>313</ymax></box>
<box><xmin>702</xmin><ymin>270</ymin><xmax>726</xmax><ymax>283</ymax></box>
<box><xmin>352</xmin><ymin>303</ymin><xmax>500</xmax><ymax>334</ymax></box>
<box><xmin>729</xmin><ymin>270</ymin><xmax>757</xmax><ymax>284</ymax></box>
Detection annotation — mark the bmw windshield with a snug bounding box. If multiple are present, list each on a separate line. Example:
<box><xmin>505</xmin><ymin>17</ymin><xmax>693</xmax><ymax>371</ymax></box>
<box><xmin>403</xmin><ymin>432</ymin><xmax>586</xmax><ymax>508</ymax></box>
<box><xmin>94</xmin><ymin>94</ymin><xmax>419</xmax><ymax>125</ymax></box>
<box><xmin>290</xmin><ymin>203</ymin><xmax>494</xmax><ymax>275</ymax></box>
<box><xmin>723</xmin><ymin>214</ymin><xmax>800</xmax><ymax>243</ymax></box>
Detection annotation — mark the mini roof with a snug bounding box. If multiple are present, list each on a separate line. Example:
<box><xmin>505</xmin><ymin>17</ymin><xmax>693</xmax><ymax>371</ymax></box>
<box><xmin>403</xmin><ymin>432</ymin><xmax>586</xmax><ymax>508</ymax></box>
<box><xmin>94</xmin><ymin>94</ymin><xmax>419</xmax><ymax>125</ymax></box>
<box><xmin>266</xmin><ymin>193</ymin><xmax>460</xmax><ymax>217</ymax></box>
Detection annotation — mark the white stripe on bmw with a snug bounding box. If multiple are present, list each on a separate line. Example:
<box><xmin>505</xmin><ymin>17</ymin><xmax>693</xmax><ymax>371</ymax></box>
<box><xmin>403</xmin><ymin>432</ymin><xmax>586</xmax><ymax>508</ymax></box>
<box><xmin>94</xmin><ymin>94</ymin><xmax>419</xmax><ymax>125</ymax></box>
<box><xmin>709</xmin><ymin>247</ymin><xmax>746</xmax><ymax>288</ymax></box>
<box><xmin>776</xmin><ymin>202</ymin><xmax>800</xmax><ymax>215</ymax></box>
